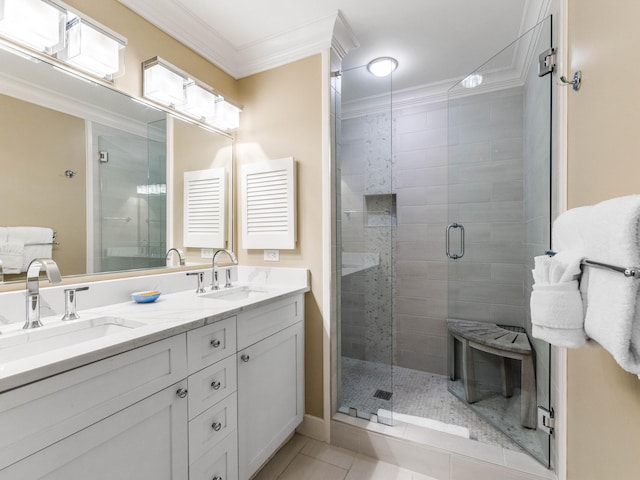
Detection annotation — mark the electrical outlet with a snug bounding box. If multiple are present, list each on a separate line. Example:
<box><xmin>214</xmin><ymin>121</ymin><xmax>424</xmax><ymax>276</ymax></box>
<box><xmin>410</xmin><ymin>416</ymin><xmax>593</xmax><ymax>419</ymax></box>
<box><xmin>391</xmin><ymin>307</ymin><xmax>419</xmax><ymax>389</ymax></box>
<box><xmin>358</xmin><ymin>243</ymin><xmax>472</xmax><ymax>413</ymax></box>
<box><xmin>201</xmin><ymin>248</ymin><xmax>214</xmax><ymax>258</ymax></box>
<box><xmin>264</xmin><ymin>249</ymin><xmax>280</xmax><ymax>262</ymax></box>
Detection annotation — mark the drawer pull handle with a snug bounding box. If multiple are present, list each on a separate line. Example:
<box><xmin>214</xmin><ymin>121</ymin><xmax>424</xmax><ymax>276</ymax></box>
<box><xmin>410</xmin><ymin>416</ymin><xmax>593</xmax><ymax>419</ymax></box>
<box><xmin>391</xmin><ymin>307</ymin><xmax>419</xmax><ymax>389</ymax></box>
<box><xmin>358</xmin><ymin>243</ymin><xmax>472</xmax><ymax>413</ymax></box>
<box><xmin>210</xmin><ymin>339</ymin><xmax>221</xmax><ymax>348</ymax></box>
<box><xmin>241</xmin><ymin>354</ymin><xmax>250</xmax><ymax>362</ymax></box>
<box><xmin>213</xmin><ymin>476</ymin><xmax>222</xmax><ymax>480</ymax></box>
<box><xmin>176</xmin><ymin>388</ymin><xmax>188</xmax><ymax>399</ymax></box>
<box><xmin>211</xmin><ymin>380</ymin><xmax>222</xmax><ymax>390</ymax></box>
<box><xmin>212</xmin><ymin>422</ymin><xmax>222</xmax><ymax>431</ymax></box>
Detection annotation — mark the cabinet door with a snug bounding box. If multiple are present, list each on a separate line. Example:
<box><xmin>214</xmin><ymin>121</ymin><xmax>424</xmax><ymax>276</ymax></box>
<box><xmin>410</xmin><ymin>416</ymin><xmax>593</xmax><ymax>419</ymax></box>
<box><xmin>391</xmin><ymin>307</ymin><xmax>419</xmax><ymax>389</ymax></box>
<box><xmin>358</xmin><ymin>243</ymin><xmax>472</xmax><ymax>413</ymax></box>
<box><xmin>237</xmin><ymin>322</ymin><xmax>304</xmax><ymax>480</ymax></box>
<box><xmin>0</xmin><ymin>382</ymin><xmax>189</xmax><ymax>480</ymax></box>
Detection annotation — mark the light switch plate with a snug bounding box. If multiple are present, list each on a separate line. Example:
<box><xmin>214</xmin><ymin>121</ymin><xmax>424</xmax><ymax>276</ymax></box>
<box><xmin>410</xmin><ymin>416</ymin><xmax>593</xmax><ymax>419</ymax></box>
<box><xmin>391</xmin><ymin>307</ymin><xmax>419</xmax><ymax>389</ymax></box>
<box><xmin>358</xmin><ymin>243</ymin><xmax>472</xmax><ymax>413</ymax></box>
<box><xmin>201</xmin><ymin>248</ymin><xmax>214</xmax><ymax>258</ymax></box>
<box><xmin>264</xmin><ymin>249</ymin><xmax>280</xmax><ymax>261</ymax></box>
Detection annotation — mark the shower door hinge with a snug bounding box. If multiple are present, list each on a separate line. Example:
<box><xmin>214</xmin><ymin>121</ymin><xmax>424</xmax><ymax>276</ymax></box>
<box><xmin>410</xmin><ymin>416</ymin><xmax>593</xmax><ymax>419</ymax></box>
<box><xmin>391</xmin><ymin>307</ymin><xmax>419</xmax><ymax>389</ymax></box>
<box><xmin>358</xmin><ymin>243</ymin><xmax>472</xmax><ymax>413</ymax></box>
<box><xmin>538</xmin><ymin>48</ymin><xmax>556</xmax><ymax>77</ymax></box>
<box><xmin>537</xmin><ymin>406</ymin><xmax>555</xmax><ymax>435</ymax></box>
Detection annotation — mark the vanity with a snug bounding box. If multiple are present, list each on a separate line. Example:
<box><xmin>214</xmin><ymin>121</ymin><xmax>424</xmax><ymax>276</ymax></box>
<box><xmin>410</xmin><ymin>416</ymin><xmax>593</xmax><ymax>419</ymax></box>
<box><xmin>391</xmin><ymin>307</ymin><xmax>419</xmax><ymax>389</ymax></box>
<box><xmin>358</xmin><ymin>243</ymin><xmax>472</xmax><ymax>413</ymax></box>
<box><xmin>0</xmin><ymin>266</ymin><xmax>308</xmax><ymax>480</ymax></box>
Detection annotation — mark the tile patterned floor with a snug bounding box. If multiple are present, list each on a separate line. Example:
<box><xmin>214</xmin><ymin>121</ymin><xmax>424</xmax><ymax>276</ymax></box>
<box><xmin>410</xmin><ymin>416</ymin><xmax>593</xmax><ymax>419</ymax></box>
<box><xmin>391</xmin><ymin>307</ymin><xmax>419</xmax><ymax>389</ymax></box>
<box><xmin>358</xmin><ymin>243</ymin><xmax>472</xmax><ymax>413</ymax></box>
<box><xmin>253</xmin><ymin>434</ymin><xmax>437</xmax><ymax>480</ymax></box>
<box><xmin>339</xmin><ymin>356</ymin><xmax>544</xmax><ymax>460</ymax></box>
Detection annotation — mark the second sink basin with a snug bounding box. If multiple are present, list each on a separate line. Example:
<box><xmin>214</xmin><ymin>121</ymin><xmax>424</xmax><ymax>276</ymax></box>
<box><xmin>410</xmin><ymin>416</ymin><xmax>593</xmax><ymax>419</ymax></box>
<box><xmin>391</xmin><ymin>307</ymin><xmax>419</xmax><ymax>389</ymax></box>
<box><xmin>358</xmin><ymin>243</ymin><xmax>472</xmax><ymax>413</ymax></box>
<box><xmin>0</xmin><ymin>316</ymin><xmax>147</xmax><ymax>362</ymax></box>
<box><xmin>199</xmin><ymin>286</ymin><xmax>271</xmax><ymax>302</ymax></box>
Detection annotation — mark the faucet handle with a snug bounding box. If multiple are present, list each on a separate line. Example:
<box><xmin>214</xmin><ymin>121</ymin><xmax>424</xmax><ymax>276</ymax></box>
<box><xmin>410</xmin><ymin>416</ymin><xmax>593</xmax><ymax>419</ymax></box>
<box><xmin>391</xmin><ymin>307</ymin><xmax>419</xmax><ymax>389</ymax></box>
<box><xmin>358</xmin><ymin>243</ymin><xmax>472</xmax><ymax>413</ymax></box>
<box><xmin>61</xmin><ymin>286</ymin><xmax>89</xmax><ymax>321</ymax></box>
<box><xmin>187</xmin><ymin>271</ymin><xmax>206</xmax><ymax>294</ymax></box>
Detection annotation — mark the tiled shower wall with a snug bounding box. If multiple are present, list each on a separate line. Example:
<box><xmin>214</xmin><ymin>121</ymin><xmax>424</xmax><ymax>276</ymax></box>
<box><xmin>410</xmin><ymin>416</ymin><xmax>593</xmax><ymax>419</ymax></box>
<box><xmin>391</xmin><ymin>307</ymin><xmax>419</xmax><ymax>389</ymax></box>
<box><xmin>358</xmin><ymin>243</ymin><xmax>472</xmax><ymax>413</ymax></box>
<box><xmin>340</xmin><ymin>86</ymin><xmax>527</xmax><ymax>376</ymax></box>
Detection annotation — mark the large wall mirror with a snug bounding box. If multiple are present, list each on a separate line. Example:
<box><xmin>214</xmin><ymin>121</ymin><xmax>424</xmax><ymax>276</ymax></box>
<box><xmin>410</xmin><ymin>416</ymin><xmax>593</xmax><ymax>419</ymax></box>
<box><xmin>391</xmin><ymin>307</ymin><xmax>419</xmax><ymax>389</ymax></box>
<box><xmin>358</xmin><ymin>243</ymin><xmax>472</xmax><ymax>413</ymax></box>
<box><xmin>0</xmin><ymin>43</ymin><xmax>234</xmax><ymax>283</ymax></box>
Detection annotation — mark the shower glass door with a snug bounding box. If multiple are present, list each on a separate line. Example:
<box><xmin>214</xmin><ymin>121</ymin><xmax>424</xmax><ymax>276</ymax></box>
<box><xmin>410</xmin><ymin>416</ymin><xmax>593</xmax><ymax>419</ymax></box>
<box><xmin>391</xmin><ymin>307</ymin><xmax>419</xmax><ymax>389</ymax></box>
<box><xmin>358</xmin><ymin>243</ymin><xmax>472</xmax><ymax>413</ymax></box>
<box><xmin>336</xmin><ymin>64</ymin><xmax>395</xmax><ymax>424</ymax></box>
<box><xmin>92</xmin><ymin>120</ymin><xmax>167</xmax><ymax>273</ymax></box>
<box><xmin>447</xmin><ymin>17</ymin><xmax>553</xmax><ymax>466</ymax></box>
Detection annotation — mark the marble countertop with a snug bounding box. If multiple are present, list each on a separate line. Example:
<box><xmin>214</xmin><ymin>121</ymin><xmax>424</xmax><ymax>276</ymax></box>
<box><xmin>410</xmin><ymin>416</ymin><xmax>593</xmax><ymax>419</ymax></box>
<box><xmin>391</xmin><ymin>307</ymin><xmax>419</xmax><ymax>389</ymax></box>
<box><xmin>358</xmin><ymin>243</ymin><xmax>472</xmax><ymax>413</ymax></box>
<box><xmin>0</xmin><ymin>281</ymin><xmax>308</xmax><ymax>393</ymax></box>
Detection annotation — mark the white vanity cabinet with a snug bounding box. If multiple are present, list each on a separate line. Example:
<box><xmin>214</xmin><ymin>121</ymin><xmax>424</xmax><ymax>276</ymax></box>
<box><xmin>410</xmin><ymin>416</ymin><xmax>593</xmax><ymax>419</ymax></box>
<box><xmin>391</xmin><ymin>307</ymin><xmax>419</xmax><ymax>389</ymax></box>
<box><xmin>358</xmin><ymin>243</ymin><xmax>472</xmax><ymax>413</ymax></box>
<box><xmin>0</xmin><ymin>381</ymin><xmax>189</xmax><ymax>479</ymax></box>
<box><xmin>0</xmin><ymin>334</ymin><xmax>189</xmax><ymax>479</ymax></box>
<box><xmin>237</xmin><ymin>294</ymin><xmax>305</xmax><ymax>480</ymax></box>
<box><xmin>0</xmin><ymin>290</ymin><xmax>306</xmax><ymax>480</ymax></box>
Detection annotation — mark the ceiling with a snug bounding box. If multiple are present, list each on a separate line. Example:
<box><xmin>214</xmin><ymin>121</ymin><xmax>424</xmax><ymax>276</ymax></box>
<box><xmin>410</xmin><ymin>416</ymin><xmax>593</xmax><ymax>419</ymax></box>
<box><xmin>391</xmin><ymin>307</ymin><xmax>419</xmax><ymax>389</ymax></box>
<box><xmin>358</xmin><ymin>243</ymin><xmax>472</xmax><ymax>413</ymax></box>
<box><xmin>119</xmin><ymin>0</ymin><xmax>549</xmax><ymax>100</ymax></box>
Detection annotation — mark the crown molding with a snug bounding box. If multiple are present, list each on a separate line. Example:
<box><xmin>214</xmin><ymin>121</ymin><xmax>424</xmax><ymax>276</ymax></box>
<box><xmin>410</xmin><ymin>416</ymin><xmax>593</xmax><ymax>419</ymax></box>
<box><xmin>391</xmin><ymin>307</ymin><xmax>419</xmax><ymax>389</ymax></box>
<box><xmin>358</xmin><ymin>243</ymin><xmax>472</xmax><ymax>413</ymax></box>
<box><xmin>118</xmin><ymin>1</ymin><xmax>354</xmax><ymax>79</ymax></box>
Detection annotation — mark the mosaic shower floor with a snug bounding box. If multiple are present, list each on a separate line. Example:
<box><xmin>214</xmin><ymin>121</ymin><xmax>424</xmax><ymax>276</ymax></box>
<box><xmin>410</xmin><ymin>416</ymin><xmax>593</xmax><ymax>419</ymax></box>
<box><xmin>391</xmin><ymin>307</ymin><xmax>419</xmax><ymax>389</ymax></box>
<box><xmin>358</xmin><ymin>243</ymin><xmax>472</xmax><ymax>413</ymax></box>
<box><xmin>339</xmin><ymin>357</ymin><xmax>546</xmax><ymax>461</ymax></box>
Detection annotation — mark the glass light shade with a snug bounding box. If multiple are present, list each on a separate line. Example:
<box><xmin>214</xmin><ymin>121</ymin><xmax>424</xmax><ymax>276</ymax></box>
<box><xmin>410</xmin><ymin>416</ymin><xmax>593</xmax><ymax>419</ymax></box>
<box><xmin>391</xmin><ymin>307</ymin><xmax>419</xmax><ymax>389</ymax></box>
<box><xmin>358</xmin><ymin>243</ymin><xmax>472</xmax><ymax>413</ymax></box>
<box><xmin>0</xmin><ymin>0</ymin><xmax>65</xmax><ymax>53</ymax></box>
<box><xmin>461</xmin><ymin>73</ymin><xmax>483</xmax><ymax>89</ymax></box>
<box><xmin>61</xmin><ymin>16</ymin><xmax>123</xmax><ymax>79</ymax></box>
<box><xmin>182</xmin><ymin>83</ymin><xmax>219</xmax><ymax>120</ymax></box>
<box><xmin>143</xmin><ymin>63</ymin><xmax>185</xmax><ymax>107</ymax></box>
<box><xmin>367</xmin><ymin>57</ymin><xmax>398</xmax><ymax>77</ymax></box>
<box><xmin>210</xmin><ymin>100</ymin><xmax>240</xmax><ymax>130</ymax></box>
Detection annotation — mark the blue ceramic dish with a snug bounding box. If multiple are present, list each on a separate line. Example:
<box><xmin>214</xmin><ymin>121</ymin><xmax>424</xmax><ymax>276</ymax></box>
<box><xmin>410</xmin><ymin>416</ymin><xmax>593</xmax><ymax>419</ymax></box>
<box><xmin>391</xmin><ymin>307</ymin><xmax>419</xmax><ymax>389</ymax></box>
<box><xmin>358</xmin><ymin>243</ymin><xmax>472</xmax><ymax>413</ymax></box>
<box><xmin>131</xmin><ymin>291</ymin><xmax>161</xmax><ymax>303</ymax></box>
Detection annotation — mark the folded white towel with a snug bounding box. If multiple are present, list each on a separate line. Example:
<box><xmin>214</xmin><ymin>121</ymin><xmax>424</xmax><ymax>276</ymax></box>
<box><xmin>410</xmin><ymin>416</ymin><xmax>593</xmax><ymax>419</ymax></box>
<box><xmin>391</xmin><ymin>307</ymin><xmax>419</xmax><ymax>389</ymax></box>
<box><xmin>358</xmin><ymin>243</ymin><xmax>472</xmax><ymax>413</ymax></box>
<box><xmin>531</xmin><ymin>251</ymin><xmax>587</xmax><ymax>348</ymax></box>
<box><xmin>0</xmin><ymin>241</ymin><xmax>24</xmax><ymax>274</ymax></box>
<box><xmin>572</xmin><ymin>196</ymin><xmax>640</xmax><ymax>374</ymax></box>
<box><xmin>6</xmin><ymin>227</ymin><xmax>54</xmax><ymax>272</ymax></box>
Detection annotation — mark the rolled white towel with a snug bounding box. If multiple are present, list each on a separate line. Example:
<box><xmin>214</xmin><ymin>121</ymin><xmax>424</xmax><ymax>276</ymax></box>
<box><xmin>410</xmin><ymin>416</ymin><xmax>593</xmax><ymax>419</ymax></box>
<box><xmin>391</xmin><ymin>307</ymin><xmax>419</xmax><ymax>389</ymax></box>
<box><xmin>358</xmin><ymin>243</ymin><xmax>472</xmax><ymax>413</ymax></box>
<box><xmin>530</xmin><ymin>252</ymin><xmax>587</xmax><ymax>348</ymax></box>
<box><xmin>531</xmin><ymin>281</ymin><xmax>587</xmax><ymax>348</ymax></box>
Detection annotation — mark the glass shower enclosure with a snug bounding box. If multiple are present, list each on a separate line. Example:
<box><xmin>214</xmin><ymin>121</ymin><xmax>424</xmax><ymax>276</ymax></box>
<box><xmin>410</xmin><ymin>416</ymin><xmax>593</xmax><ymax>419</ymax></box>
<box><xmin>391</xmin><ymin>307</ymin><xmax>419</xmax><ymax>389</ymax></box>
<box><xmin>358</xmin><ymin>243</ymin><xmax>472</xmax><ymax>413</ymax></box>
<box><xmin>336</xmin><ymin>16</ymin><xmax>554</xmax><ymax>467</ymax></box>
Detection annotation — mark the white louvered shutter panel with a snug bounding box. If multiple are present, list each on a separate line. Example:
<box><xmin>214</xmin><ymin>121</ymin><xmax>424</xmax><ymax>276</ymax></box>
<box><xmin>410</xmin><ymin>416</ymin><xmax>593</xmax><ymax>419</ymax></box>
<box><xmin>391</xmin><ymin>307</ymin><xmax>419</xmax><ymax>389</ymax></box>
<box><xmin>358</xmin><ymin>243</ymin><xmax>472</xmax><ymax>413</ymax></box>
<box><xmin>183</xmin><ymin>168</ymin><xmax>227</xmax><ymax>247</ymax></box>
<box><xmin>241</xmin><ymin>157</ymin><xmax>296</xmax><ymax>249</ymax></box>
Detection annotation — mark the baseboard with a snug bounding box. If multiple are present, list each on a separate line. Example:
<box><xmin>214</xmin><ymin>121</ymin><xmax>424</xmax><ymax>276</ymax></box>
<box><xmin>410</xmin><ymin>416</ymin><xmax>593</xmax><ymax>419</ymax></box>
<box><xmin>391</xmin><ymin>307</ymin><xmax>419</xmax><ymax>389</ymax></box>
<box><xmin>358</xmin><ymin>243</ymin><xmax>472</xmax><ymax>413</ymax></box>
<box><xmin>296</xmin><ymin>414</ymin><xmax>327</xmax><ymax>441</ymax></box>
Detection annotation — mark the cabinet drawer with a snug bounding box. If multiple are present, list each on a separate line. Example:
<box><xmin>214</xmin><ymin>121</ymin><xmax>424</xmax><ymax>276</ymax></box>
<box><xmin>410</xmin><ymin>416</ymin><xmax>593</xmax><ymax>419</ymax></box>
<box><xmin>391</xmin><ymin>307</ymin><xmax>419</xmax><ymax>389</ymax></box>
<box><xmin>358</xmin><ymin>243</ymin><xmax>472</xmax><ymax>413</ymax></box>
<box><xmin>237</xmin><ymin>294</ymin><xmax>303</xmax><ymax>350</ymax></box>
<box><xmin>0</xmin><ymin>334</ymin><xmax>187</xmax><ymax>470</ymax></box>
<box><xmin>189</xmin><ymin>429</ymin><xmax>238</xmax><ymax>480</ymax></box>
<box><xmin>187</xmin><ymin>316</ymin><xmax>236</xmax><ymax>374</ymax></box>
<box><xmin>188</xmin><ymin>354</ymin><xmax>237</xmax><ymax>420</ymax></box>
<box><xmin>189</xmin><ymin>392</ymin><xmax>238</xmax><ymax>464</ymax></box>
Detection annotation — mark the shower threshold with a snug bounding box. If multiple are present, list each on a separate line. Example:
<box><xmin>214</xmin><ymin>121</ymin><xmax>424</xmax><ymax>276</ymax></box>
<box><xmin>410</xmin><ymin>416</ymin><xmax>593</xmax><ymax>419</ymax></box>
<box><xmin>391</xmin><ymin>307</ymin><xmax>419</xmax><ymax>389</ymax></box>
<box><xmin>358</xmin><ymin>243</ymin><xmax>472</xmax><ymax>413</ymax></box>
<box><xmin>331</xmin><ymin>413</ymin><xmax>555</xmax><ymax>479</ymax></box>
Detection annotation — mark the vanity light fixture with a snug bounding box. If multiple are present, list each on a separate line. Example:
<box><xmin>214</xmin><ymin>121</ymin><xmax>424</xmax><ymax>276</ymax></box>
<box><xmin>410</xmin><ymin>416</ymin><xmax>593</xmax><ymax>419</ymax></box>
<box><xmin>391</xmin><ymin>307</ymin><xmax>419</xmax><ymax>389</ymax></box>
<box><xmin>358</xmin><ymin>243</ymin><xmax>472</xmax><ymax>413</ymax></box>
<box><xmin>58</xmin><ymin>14</ymin><xmax>126</xmax><ymax>81</ymax></box>
<box><xmin>142</xmin><ymin>57</ymin><xmax>243</xmax><ymax>132</ymax></box>
<box><xmin>0</xmin><ymin>0</ymin><xmax>66</xmax><ymax>54</ymax></box>
<box><xmin>0</xmin><ymin>0</ymin><xmax>127</xmax><ymax>82</ymax></box>
<box><xmin>366</xmin><ymin>56</ymin><xmax>398</xmax><ymax>77</ymax></box>
<box><xmin>461</xmin><ymin>73</ymin><xmax>483</xmax><ymax>89</ymax></box>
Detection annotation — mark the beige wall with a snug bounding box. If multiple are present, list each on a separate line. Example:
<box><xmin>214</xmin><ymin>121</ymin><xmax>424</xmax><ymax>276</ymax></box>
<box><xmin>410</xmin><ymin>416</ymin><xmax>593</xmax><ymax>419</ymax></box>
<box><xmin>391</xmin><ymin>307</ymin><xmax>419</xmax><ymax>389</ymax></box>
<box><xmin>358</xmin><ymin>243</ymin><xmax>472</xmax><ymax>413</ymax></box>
<box><xmin>567</xmin><ymin>0</ymin><xmax>640</xmax><ymax>478</ymax></box>
<box><xmin>0</xmin><ymin>94</ymin><xmax>86</xmax><ymax>276</ymax></box>
<box><xmin>236</xmin><ymin>55</ymin><xmax>325</xmax><ymax>418</ymax></box>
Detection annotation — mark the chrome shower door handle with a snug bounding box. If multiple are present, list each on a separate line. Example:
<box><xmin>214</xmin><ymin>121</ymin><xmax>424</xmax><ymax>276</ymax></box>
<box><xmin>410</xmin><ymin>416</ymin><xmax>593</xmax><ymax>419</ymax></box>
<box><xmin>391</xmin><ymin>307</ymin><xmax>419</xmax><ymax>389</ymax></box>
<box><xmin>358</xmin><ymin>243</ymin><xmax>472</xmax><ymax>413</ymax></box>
<box><xmin>446</xmin><ymin>223</ymin><xmax>465</xmax><ymax>260</ymax></box>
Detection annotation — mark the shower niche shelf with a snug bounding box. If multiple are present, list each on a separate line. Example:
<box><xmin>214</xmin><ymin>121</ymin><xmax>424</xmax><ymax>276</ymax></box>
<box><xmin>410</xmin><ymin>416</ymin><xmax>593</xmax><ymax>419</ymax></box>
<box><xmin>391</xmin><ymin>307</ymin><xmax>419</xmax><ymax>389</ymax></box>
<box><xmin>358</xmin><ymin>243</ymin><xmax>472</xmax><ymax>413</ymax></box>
<box><xmin>364</xmin><ymin>194</ymin><xmax>396</xmax><ymax>227</ymax></box>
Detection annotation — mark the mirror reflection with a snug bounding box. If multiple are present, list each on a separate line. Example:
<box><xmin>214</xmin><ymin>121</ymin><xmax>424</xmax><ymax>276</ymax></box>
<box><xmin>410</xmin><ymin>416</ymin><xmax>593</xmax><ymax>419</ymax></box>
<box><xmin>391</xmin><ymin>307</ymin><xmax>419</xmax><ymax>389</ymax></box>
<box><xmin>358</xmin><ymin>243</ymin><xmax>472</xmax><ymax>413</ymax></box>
<box><xmin>0</xmin><ymin>43</ymin><xmax>233</xmax><ymax>282</ymax></box>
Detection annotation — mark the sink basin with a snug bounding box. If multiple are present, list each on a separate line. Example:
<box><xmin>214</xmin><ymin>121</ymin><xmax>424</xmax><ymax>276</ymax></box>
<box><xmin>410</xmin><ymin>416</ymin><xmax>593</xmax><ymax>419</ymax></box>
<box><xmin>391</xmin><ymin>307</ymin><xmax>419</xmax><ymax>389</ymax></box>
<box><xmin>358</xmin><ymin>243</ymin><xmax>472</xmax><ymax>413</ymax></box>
<box><xmin>199</xmin><ymin>286</ymin><xmax>271</xmax><ymax>302</ymax></box>
<box><xmin>0</xmin><ymin>316</ymin><xmax>147</xmax><ymax>362</ymax></box>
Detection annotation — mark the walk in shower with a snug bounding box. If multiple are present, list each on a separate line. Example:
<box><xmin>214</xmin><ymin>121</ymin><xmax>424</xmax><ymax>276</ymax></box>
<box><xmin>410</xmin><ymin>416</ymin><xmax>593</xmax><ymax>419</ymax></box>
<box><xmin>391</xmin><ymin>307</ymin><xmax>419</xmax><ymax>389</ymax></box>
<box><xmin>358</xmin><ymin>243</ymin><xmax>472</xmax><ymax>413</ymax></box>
<box><xmin>335</xmin><ymin>17</ymin><xmax>553</xmax><ymax>467</ymax></box>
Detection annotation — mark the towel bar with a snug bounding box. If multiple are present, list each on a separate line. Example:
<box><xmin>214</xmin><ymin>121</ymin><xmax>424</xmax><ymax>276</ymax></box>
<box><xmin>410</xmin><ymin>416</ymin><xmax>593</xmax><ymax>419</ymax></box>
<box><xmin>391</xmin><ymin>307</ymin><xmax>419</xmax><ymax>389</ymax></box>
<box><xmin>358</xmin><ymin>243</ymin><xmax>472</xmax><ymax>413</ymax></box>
<box><xmin>545</xmin><ymin>251</ymin><xmax>640</xmax><ymax>279</ymax></box>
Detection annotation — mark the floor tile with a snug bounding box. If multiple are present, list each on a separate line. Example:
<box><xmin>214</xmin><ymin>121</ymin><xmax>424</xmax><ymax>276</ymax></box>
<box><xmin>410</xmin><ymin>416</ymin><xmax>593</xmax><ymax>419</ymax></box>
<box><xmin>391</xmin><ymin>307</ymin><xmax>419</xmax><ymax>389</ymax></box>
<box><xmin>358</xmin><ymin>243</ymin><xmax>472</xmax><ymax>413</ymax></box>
<box><xmin>345</xmin><ymin>455</ymin><xmax>414</xmax><ymax>480</ymax></box>
<box><xmin>278</xmin><ymin>454</ymin><xmax>348</xmax><ymax>480</ymax></box>
<box><xmin>252</xmin><ymin>434</ymin><xmax>309</xmax><ymax>480</ymax></box>
<box><xmin>301</xmin><ymin>438</ymin><xmax>357</xmax><ymax>470</ymax></box>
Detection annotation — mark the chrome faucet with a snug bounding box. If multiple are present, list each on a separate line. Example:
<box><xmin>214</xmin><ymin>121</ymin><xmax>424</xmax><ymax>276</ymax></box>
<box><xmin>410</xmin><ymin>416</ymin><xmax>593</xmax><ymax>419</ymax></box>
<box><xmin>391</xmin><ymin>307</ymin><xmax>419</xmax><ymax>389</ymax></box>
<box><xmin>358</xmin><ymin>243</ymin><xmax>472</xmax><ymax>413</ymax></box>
<box><xmin>211</xmin><ymin>249</ymin><xmax>237</xmax><ymax>290</ymax></box>
<box><xmin>165</xmin><ymin>248</ymin><xmax>185</xmax><ymax>266</ymax></box>
<box><xmin>24</xmin><ymin>258</ymin><xmax>62</xmax><ymax>329</ymax></box>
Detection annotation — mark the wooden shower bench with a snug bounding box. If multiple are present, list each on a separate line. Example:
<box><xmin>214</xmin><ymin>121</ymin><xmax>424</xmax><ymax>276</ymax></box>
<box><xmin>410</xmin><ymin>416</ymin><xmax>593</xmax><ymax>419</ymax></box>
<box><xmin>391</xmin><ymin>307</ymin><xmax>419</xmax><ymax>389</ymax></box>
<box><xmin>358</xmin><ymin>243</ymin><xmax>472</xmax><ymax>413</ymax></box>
<box><xmin>447</xmin><ymin>318</ymin><xmax>537</xmax><ymax>429</ymax></box>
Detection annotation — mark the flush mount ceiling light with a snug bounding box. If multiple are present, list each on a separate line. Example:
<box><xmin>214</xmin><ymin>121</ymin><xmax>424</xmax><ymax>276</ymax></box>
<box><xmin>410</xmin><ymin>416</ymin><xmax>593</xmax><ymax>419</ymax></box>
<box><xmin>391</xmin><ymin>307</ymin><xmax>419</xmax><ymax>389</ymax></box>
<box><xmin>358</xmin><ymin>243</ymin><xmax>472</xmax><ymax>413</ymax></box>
<box><xmin>461</xmin><ymin>73</ymin><xmax>483</xmax><ymax>89</ymax></box>
<box><xmin>366</xmin><ymin>57</ymin><xmax>398</xmax><ymax>77</ymax></box>
<box><xmin>142</xmin><ymin>57</ymin><xmax>242</xmax><ymax>131</ymax></box>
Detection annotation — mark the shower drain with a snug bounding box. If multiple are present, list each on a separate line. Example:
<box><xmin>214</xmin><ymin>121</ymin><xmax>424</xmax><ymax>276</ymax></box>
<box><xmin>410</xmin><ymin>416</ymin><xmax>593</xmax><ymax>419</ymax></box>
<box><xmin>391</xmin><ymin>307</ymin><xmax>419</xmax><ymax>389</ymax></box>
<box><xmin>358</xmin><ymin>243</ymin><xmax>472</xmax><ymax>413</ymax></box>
<box><xmin>373</xmin><ymin>389</ymin><xmax>393</xmax><ymax>401</ymax></box>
